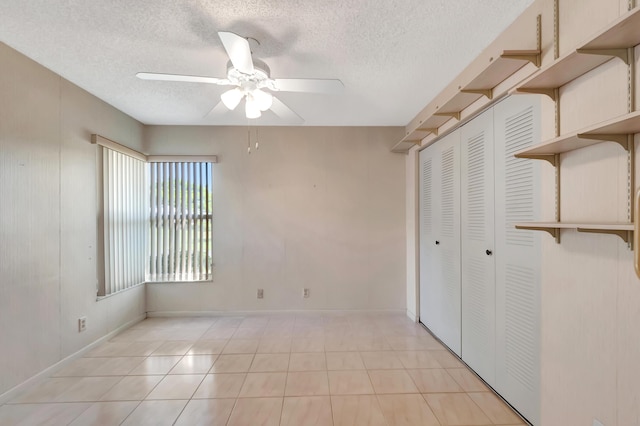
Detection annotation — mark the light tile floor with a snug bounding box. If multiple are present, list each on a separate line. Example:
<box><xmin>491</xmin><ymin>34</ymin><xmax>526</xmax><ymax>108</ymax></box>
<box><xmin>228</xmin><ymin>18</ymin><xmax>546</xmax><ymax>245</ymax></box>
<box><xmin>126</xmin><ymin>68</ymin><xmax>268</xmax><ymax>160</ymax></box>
<box><xmin>0</xmin><ymin>313</ymin><xmax>526</xmax><ymax>425</ymax></box>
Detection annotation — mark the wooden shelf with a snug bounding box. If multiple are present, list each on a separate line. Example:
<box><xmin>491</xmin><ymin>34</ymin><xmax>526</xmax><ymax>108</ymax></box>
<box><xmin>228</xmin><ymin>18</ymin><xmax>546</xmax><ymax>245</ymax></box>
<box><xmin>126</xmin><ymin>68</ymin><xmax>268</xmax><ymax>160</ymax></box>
<box><xmin>390</xmin><ymin>129</ymin><xmax>431</xmax><ymax>153</ymax></box>
<box><xmin>392</xmin><ymin>118</ymin><xmax>451</xmax><ymax>153</ymax></box>
<box><xmin>466</xmin><ymin>50</ymin><xmax>541</xmax><ymax>90</ymax></box>
<box><xmin>438</xmin><ymin>50</ymin><xmax>540</xmax><ymax>114</ymax></box>
<box><xmin>516</xmin><ymin>51</ymin><xmax>611</xmax><ymax>94</ymax></box>
<box><xmin>416</xmin><ymin>115</ymin><xmax>453</xmax><ymax>131</ymax></box>
<box><xmin>437</xmin><ymin>92</ymin><xmax>485</xmax><ymax>115</ymax></box>
<box><xmin>516</xmin><ymin>7</ymin><xmax>640</xmax><ymax>95</ymax></box>
<box><xmin>579</xmin><ymin>6</ymin><xmax>640</xmax><ymax>54</ymax></box>
<box><xmin>392</xmin><ymin>50</ymin><xmax>540</xmax><ymax>153</ymax></box>
<box><xmin>515</xmin><ymin>110</ymin><xmax>640</xmax><ymax>161</ymax></box>
<box><xmin>516</xmin><ymin>222</ymin><xmax>634</xmax><ymax>244</ymax></box>
<box><xmin>390</xmin><ymin>139</ymin><xmax>420</xmax><ymax>154</ymax></box>
<box><xmin>513</xmin><ymin>8</ymin><xmax>640</xmax><ymax>252</ymax></box>
<box><xmin>517</xmin><ymin>221</ymin><xmax>633</xmax><ymax>231</ymax></box>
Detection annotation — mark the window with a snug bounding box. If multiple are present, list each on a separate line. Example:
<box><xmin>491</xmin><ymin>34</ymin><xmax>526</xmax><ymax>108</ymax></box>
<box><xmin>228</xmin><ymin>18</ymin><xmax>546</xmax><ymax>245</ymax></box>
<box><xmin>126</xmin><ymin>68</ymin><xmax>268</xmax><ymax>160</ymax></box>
<box><xmin>97</xmin><ymin>146</ymin><xmax>148</xmax><ymax>296</ymax></box>
<box><xmin>147</xmin><ymin>161</ymin><xmax>213</xmax><ymax>282</ymax></box>
<box><xmin>94</xmin><ymin>134</ymin><xmax>216</xmax><ymax>296</ymax></box>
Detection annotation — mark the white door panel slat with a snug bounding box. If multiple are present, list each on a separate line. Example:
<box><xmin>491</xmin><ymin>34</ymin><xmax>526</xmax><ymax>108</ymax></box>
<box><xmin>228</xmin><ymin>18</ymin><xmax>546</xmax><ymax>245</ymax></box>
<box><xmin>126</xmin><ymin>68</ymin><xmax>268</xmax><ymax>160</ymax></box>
<box><xmin>494</xmin><ymin>95</ymin><xmax>541</xmax><ymax>425</ymax></box>
<box><xmin>461</xmin><ymin>107</ymin><xmax>496</xmax><ymax>386</ymax></box>
<box><xmin>419</xmin><ymin>130</ymin><xmax>461</xmax><ymax>356</ymax></box>
<box><xmin>419</xmin><ymin>151</ymin><xmax>437</xmax><ymax>332</ymax></box>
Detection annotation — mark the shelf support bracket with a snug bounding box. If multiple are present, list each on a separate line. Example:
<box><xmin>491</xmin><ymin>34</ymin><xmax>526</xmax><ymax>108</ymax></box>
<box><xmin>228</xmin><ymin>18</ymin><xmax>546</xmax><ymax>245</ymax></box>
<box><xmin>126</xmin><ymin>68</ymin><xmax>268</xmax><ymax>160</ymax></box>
<box><xmin>576</xmin><ymin>48</ymin><xmax>629</xmax><ymax>65</ymax></box>
<box><xmin>416</xmin><ymin>127</ymin><xmax>438</xmax><ymax>136</ymax></box>
<box><xmin>515</xmin><ymin>154</ymin><xmax>558</xmax><ymax>167</ymax></box>
<box><xmin>515</xmin><ymin>225</ymin><xmax>561</xmax><ymax>243</ymax></box>
<box><xmin>461</xmin><ymin>89</ymin><xmax>493</xmax><ymax>100</ymax></box>
<box><xmin>515</xmin><ymin>88</ymin><xmax>557</xmax><ymax>101</ymax></box>
<box><xmin>577</xmin><ymin>228</ymin><xmax>633</xmax><ymax>248</ymax></box>
<box><xmin>577</xmin><ymin>133</ymin><xmax>630</xmax><ymax>150</ymax></box>
<box><xmin>434</xmin><ymin>111</ymin><xmax>461</xmax><ymax>121</ymax></box>
<box><xmin>501</xmin><ymin>51</ymin><xmax>541</xmax><ymax>67</ymax></box>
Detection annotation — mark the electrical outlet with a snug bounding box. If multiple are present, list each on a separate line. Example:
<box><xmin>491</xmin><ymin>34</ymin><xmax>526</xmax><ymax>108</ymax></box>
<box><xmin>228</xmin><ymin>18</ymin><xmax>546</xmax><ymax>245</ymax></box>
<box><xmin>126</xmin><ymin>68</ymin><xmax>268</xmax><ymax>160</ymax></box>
<box><xmin>303</xmin><ymin>288</ymin><xmax>310</xmax><ymax>298</ymax></box>
<box><xmin>593</xmin><ymin>419</ymin><xmax>605</xmax><ymax>426</ymax></box>
<box><xmin>78</xmin><ymin>317</ymin><xmax>87</xmax><ymax>332</ymax></box>
<box><xmin>257</xmin><ymin>289</ymin><xmax>264</xmax><ymax>299</ymax></box>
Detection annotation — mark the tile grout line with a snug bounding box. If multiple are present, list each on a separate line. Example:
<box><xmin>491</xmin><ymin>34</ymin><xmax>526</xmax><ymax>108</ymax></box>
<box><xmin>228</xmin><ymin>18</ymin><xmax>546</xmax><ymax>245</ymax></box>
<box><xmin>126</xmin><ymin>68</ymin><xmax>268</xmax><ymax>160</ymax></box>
<box><xmin>115</xmin><ymin>400</ymin><xmax>144</xmax><ymax>426</ymax></box>
<box><xmin>169</xmin><ymin>372</ymin><xmax>208</xmax><ymax>426</ymax></box>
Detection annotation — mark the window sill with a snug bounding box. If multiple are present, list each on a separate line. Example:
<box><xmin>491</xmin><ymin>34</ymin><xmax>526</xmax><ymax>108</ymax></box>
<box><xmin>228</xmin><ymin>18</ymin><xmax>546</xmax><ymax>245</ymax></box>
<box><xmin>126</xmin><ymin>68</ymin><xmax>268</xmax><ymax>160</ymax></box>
<box><xmin>96</xmin><ymin>281</ymin><xmax>145</xmax><ymax>301</ymax></box>
<box><xmin>145</xmin><ymin>280</ymin><xmax>214</xmax><ymax>285</ymax></box>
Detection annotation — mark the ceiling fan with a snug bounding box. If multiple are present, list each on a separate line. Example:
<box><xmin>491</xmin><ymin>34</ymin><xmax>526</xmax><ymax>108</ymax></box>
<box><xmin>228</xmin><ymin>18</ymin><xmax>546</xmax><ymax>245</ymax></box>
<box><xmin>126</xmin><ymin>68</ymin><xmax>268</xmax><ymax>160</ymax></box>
<box><xmin>136</xmin><ymin>31</ymin><xmax>344</xmax><ymax>123</ymax></box>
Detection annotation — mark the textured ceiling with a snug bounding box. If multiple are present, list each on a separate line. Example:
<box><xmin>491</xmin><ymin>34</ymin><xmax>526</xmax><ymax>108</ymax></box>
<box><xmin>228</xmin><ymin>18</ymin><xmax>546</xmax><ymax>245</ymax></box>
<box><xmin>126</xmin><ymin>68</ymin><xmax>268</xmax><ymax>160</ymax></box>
<box><xmin>0</xmin><ymin>0</ymin><xmax>533</xmax><ymax>126</ymax></box>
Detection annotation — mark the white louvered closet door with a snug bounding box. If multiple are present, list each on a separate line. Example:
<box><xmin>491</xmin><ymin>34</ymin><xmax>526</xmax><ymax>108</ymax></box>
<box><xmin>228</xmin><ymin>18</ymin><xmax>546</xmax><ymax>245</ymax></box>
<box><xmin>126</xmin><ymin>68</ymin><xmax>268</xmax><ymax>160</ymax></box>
<box><xmin>460</xmin><ymin>108</ymin><xmax>496</xmax><ymax>386</ymax></box>
<box><xmin>419</xmin><ymin>145</ymin><xmax>439</xmax><ymax>333</ymax></box>
<box><xmin>420</xmin><ymin>131</ymin><xmax>461</xmax><ymax>355</ymax></box>
<box><xmin>494</xmin><ymin>95</ymin><xmax>541</xmax><ymax>425</ymax></box>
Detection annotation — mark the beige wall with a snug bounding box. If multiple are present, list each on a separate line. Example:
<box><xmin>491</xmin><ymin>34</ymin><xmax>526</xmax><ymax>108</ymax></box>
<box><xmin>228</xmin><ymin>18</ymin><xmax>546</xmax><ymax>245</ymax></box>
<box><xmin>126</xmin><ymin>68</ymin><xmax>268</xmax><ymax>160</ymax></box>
<box><xmin>540</xmin><ymin>1</ymin><xmax>640</xmax><ymax>425</ymax></box>
<box><xmin>0</xmin><ymin>43</ymin><xmax>146</xmax><ymax>398</ymax></box>
<box><xmin>535</xmin><ymin>2</ymin><xmax>639</xmax><ymax>424</ymax></box>
<box><xmin>407</xmin><ymin>0</ymin><xmax>640</xmax><ymax>424</ymax></box>
<box><xmin>144</xmin><ymin>125</ymin><xmax>406</xmax><ymax>313</ymax></box>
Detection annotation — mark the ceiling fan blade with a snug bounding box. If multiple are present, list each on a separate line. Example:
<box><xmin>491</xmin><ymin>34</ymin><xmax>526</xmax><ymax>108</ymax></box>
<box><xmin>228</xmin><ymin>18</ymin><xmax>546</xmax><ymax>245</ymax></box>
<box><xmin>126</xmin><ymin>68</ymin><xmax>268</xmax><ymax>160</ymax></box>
<box><xmin>137</xmin><ymin>72</ymin><xmax>231</xmax><ymax>85</ymax></box>
<box><xmin>218</xmin><ymin>31</ymin><xmax>255</xmax><ymax>74</ymax></box>
<box><xmin>204</xmin><ymin>100</ymin><xmax>231</xmax><ymax>118</ymax></box>
<box><xmin>270</xmin><ymin>96</ymin><xmax>304</xmax><ymax>124</ymax></box>
<box><xmin>272</xmin><ymin>78</ymin><xmax>344</xmax><ymax>94</ymax></box>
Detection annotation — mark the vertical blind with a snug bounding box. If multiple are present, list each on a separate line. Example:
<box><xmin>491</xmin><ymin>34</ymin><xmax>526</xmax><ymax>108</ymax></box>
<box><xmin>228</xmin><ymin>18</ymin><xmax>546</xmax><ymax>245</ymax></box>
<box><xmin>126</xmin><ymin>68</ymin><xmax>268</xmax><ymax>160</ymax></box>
<box><xmin>147</xmin><ymin>161</ymin><xmax>213</xmax><ymax>282</ymax></box>
<box><xmin>98</xmin><ymin>147</ymin><xmax>147</xmax><ymax>296</ymax></box>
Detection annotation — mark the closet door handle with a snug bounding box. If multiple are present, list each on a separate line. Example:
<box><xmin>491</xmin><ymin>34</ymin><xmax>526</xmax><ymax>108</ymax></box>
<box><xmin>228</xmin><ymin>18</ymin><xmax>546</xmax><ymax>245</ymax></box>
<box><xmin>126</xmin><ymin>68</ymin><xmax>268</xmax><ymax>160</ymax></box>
<box><xmin>435</xmin><ymin>241</ymin><xmax>440</xmax><ymax>245</ymax></box>
<box><xmin>486</xmin><ymin>249</ymin><xmax>493</xmax><ymax>256</ymax></box>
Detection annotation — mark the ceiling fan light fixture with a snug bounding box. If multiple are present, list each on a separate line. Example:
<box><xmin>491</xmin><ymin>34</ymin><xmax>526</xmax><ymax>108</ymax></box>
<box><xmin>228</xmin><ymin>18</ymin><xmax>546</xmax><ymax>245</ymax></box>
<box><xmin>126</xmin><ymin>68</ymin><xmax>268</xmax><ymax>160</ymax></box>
<box><xmin>252</xmin><ymin>89</ymin><xmax>273</xmax><ymax>111</ymax></box>
<box><xmin>245</xmin><ymin>94</ymin><xmax>262</xmax><ymax>118</ymax></box>
<box><xmin>221</xmin><ymin>88</ymin><xmax>243</xmax><ymax>110</ymax></box>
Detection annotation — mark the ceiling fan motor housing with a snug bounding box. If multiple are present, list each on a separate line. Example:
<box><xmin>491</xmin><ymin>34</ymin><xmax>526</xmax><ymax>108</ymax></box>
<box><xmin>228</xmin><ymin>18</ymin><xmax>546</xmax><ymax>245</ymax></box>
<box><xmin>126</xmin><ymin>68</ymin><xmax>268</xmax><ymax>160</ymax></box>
<box><xmin>226</xmin><ymin>59</ymin><xmax>272</xmax><ymax>91</ymax></box>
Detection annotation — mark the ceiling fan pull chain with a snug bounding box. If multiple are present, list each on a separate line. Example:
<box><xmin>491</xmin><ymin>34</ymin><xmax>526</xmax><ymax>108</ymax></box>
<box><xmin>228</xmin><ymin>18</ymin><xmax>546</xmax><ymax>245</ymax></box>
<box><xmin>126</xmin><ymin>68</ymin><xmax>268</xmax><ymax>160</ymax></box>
<box><xmin>247</xmin><ymin>129</ymin><xmax>251</xmax><ymax>154</ymax></box>
<box><xmin>256</xmin><ymin>129</ymin><xmax>259</xmax><ymax>150</ymax></box>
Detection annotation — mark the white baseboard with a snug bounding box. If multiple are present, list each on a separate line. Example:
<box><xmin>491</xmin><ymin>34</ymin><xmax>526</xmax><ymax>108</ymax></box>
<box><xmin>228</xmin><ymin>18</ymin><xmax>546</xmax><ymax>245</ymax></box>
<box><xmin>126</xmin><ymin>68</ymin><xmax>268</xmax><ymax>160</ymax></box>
<box><xmin>0</xmin><ymin>313</ymin><xmax>146</xmax><ymax>405</ymax></box>
<box><xmin>406</xmin><ymin>309</ymin><xmax>418</xmax><ymax>322</ymax></box>
<box><xmin>147</xmin><ymin>309</ymin><xmax>406</xmax><ymax>317</ymax></box>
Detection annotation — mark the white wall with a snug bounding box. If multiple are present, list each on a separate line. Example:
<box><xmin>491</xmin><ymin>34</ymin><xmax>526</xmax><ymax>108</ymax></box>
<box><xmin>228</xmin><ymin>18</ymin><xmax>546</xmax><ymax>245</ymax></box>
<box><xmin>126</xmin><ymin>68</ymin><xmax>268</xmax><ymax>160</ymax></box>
<box><xmin>0</xmin><ymin>42</ymin><xmax>146</xmax><ymax>398</ymax></box>
<box><xmin>144</xmin><ymin>125</ymin><xmax>406</xmax><ymax>313</ymax></box>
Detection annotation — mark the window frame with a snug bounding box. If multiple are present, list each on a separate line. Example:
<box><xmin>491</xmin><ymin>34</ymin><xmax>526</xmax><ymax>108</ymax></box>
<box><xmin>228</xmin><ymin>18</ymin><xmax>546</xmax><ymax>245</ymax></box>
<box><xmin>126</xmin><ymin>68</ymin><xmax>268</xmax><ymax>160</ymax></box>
<box><xmin>92</xmin><ymin>134</ymin><xmax>218</xmax><ymax>298</ymax></box>
<box><xmin>146</xmin><ymin>159</ymin><xmax>214</xmax><ymax>283</ymax></box>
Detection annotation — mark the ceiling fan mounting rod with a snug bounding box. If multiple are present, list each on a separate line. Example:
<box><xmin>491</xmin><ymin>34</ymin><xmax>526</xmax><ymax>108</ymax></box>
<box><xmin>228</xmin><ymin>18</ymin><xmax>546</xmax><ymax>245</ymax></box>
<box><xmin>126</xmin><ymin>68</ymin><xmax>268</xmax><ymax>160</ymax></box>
<box><xmin>227</xmin><ymin>59</ymin><xmax>273</xmax><ymax>90</ymax></box>
<box><xmin>245</xmin><ymin>36</ymin><xmax>260</xmax><ymax>47</ymax></box>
